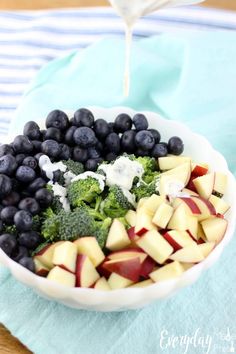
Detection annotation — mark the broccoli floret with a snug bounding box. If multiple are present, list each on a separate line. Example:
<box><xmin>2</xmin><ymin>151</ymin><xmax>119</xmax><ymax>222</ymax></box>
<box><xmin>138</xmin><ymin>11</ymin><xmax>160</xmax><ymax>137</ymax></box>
<box><xmin>132</xmin><ymin>172</ymin><xmax>161</xmax><ymax>201</ymax></box>
<box><xmin>46</xmin><ymin>184</ymin><xmax>67</xmax><ymax>214</ymax></box>
<box><xmin>123</xmin><ymin>154</ymin><xmax>158</xmax><ymax>184</ymax></box>
<box><xmin>67</xmin><ymin>173</ymin><xmax>104</xmax><ymax>208</ymax></box>
<box><xmin>93</xmin><ymin>217</ymin><xmax>112</xmax><ymax>249</ymax></box>
<box><xmin>3</xmin><ymin>224</ymin><xmax>17</xmax><ymax>235</ymax></box>
<box><xmin>62</xmin><ymin>159</ymin><xmax>84</xmax><ymax>175</ymax></box>
<box><xmin>100</xmin><ymin>185</ymin><xmax>134</xmax><ymax>218</ymax></box>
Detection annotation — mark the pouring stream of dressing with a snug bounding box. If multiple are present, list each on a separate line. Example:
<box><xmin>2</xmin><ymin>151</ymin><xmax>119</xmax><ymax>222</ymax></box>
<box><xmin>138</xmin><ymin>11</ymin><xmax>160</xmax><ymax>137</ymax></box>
<box><xmin>108</xmin><ymin>0</ymin><xmax>204</xmax><ymax>97</ymax></box>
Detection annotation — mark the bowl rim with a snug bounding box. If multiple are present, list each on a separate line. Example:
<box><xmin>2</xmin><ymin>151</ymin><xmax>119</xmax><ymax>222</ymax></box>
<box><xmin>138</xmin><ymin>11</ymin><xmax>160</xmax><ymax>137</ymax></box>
<box><xmin>1</xmin><ymin>105</ymin><xmax>236</xmax><ymax>308</ymax></box>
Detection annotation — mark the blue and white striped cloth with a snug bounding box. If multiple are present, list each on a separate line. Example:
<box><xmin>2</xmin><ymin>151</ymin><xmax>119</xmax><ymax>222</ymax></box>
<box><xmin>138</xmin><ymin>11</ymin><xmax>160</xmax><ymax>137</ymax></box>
<box><xmin>0</xmin><ymin>6</ymin><xmax>236</xmax><ymax>137</ymax></box>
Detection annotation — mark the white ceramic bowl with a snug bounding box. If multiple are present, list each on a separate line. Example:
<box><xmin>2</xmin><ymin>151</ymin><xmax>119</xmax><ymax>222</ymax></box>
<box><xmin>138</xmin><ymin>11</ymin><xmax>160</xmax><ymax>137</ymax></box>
<box><xmin>0</xmin><ymin>106</ymin><xmax>236</xmax><ymax>312</ymax></box>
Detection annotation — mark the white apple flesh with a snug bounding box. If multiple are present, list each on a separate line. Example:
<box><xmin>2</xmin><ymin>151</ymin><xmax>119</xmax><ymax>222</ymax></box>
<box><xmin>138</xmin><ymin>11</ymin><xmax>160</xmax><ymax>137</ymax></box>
<box><xmin>192</xmin><ymin>173</ymin><xmax>215</xmax><ymax>199</ymax></box>
<box><xmin>169</xmin><ymin>244</ymin><xmax>205</xmax><ymax>263</ymax></box>
<box><xmin>108</xmin><ymin>273</ymin><xmax>133</xmax><ymax>289</ymax></box>
<box><xmin>201</xmin><ymin>217</ymin><xmax>228</xmax><ymax>243</ymax></box>
<box><xmin>150</xmin><ymin>261</ymin><xmax>184</xmax><ymax>282</ymax></box>
<box><xmin>152</xmin><ymin>203</ymin><xmax>174</xmax><ymax>229</ymax></box>
<box><xmin>125</xmin><ymin>210</ymin><xmax>137</xmax><ymax>227</ymax></box>
<box><xmin>158</xmin><ymin>156</ymin><xmax>191</xmax><ymax>170</ymax></box>
<box><xmin>163</xmin><ymin>230</ymin><xmax>196</xmax><ymax>251</ymax></box>
<box><xmin>34</xmin><ymin>241</ymin><xmax>64</xmax><ymax>269</ymax></box>
<box><xmin>129</xmin><ymin>279</ymin><xmax>154</xmax><ymax>288</ymax></box>
<box><xmin>74</xmin><ymin>237</ymin><xmax>105</xmax><ymax>267</ymax></box>
<box><xmin>76</xmin><ymin>255</ymin><xmax>100</xmax><ymax>288</ymax></box>
<box><xmin>34</xmin><ymin>258</ymin><xmax>50</xmax><ymax>277</ymax></box>
<box><xmin>53</xmin><ymin>241</ymin><xmax>77</xmax><ymax>273</ymax></box>
<box><xmin>47</xmin><ymin>266</ymin><xmax>76</xmax><ymax>287</ymax></box>
<box><xmin>214</xmin><ymin>172</ymin><xmax>227</xmax><ymax>195</ymax></box>
<box><xmin>106</xmin><ymin>218</ymin><xmax>131</xmax><ymax>251</ymax></box>
<box><xmin>208</xmin><ymin>194</ymin><xmax>230</xmax><ymax>215</ymax></box>
<box><xmin>94</xmin><ymin>277</ymin><xmax>111</xmax><ymax>291</ymax></box>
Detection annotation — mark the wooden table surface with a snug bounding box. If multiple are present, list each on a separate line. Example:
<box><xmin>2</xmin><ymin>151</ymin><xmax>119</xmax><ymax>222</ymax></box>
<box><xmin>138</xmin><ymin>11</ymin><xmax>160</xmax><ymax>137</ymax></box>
<box><xmin>0</xmin><ymin>0</ymin><xmax>235</xmax><ymax>353</ymax></box>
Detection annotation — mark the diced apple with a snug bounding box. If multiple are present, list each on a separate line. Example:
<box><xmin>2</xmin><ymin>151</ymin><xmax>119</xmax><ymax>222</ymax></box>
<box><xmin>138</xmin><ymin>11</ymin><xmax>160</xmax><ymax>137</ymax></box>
<box><xmin>150</xmin><ymin>261</ymin><xmax>184</xmax><ymax>282</ymax></box>
<box><xmin>47</xmin><ymin>266</ymin><xmax>76</xmax><ymax>287</ymax></box>
<box><xmin>76</xmin><ymin>255</ymin><xmax>100</xmax><ymax>288</ymax></box>
<box><xmin>139</xmin><ymin>256</ymin><xmax>156</xmax><ymax>278</ymax></box>
<box><xmin>158</xmin><ymin>156</ymin><xmax>191</xmax><ymax>170</ymax></box>
<box><xmin>152</xmin><ymin>203</ymin><xmax>174</xmax><ymax>229</ymax></box>
<box><xmin>172</xmin><ymin>197</ymin><xmax>201</xmax><ymax>215</ymax></box>
<box><xmin>108</xmin><ymin>273</ymin><xmax>133</xmax><ymax>289</ymax></box>
<box><xmin>34</xmin><ymin>241</ymin><xmax>64</xmax><ymax>269</ymax></box>
<box><xmin>136</xmin><ymin>230</ymin><xmax>173</xmax><ymax>264</ymax></box>
<box><xmin>135</xmin><ymin>209</ymin><xmax>156</xmax><ymax>236</ymax></box>
<box><xmin>181</xmin><ymin>263</ymin><xmax>195</xmax><ymax>271</ymax></box>
<box><xmin>139</xmin><ymin>194</ymin><xmax>164</xmax><ymax>216</ymax></box>
<box><xmin>94</xmin><ymin>277</ymin><xmax>111</xmax><ymax>291</ymax></box>
<box><xmin>136</xmin><ymin>197</ymin><xmax>148</xmax><ymax>210</ymax></box>
<box><xmin>34</xmin><ymin>258</ymin><xmax>50</xmax><ymax>277</ymax></box>
<box><xmin>213</xmin><ymin>172</ymin><xmax>227</xmax><ymax>195</ymax></box>
<box><xmin>169</xmin><ymin>244</ymin><xmax>204</xmax><ymax>263</ymax></box>
<box><xmin>197</xmin><ymin>223</ymin><xmax>207</xmax><ymax>242</ymax></box>
<box><xmin>129</xmin><ymin>279</ymin><xmax>154</xmax><ymax>288</ymax></box>
<box><xmin>107</xmin><ymin>248</ymin><xmax>147</xmax><ymax>263</ymax></box>
<box><xmin>201</xmin><ymin>217</ymin><xmax>228</xmax><ymax>243</ymax></box>
<box><xmin>106</xmin><ymin>218</ymin><xmax>131</xmax><ymax>251</ymax></box>
<box><xmin>162</xmin><ymin>162</ymin><xmax>191</xmax><ymax>185</ymax></box>
<box><xmin>209</xmin><ymin>195</ymin><xmax>230</xmax><ymax>215</ymax></box>
<box><xmin>181</xmin><ymin>188</ymin><xmax>199</xmax><ymax>197</ymax></box>
<box><xmin>191</xmin><ymin>196</ymin><xmax>216</xmax><ymax>221</ymax></box>
<box><xmin>186</xmin><ymin>176</ymin><xmax>198</xmax><ymax>193</ymax></box>
<box><xmin>192</xmin><ymin>173</ymin><xmax>215</xmax><ymax>199</ymax></box>
<box><xmin>163</xmin><ymin>230</ymin><xmax>196</xmax><ymax>252</ymax></box>
<box><xmin>191</xmin><ymin>163</ymin><xmax>208</xmax><ymax>177</ymax></box>
<box><xmin>197</xmin><ymin>242</ymin><xmax>215</xmax><ymax>258</ymax></box>
<box><xmin>53</xmin><ymin>241</ymin><xmax>77</xmax><ymax>273</ymax></box>
<box><xmin>187</xmin><ymin>215</ymin><xmax>199</xmax><ymax>240</ymax></box>
<box><xmin>74</xmin><ymin>237</ymin><xmax>105</xmax><ymax>267</ymax></box>
<box><xmin>167</xmin><ymin>203</ymin><xmax>188</xmax><ymax>231</ymax></box>
<box><xmin>102</xmin><ymin>257</ymin><xmax>141</xmax><ymax>282</ymax></box>
<box><xmin>125</xmin><ymin>210</ymin><xmax>137</xmax><ymax>227</ymax></box>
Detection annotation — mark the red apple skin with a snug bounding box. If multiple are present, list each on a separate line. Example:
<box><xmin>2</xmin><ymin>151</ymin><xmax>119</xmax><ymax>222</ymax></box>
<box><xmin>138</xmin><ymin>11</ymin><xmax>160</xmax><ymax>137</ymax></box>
<box><xmin>186</xmin><ymin>230</ymin><xmax>197</xmax><ymax>241</ymax></box>
<box><xmin>179</xmin><ymin>197</ymin><xmax>201</xmax><ymax>215</ymax></box>
<box><xmin>58</xmin><ymin>264</ymin><xmax>75</xmax><ymax>274</ymax></box>
<box><xmin>102</xmin><ymin>257</ymin><xmax>141</xmax><ymax>282</ymax></box>
<box><xmin>216</xmin><ymin>213</ymin><xmax>224</xmax><ymax>219</ymax></box>
<box><xmin>36</xmin><ymin>269</ymin><xmax>49</xmax><ymax>277</ymax></box>
<box><xmin>108</xmin><ymin>248</ymin><xmax>144</xmax><ymax>257</ymax></box>
<box><xmin>195</xmin><ymin>196</ymin><xmax>216</xmax><ymax>215</ymax></box>
<box><xmin>186</xmin><ymin>177</ymin><xmax>198</xmax><ymax>193</ymax></box>
<box><xmin>192</xmin><ymin>165</ymin><xmax>208</xmax><ymax>177</ymax></box>
<box><xmin>97</xmin><ymin>261</ymin><xmax>111</xmax><ymax>279</ymax></box>
<box><xmin>197</xmin><ymin>238</ymin><xmax>205</xmax><ymax>245</ymax></box>
<box><xmin>140</xmin><ymin>257</ymin><xmax>156</xmax><ymax>279</ymax></box>
<box><xmin>128</xmin><ymin>227</ymin><xmax>137</xmax><ymax>240</ymax></box>
<box><xmin>162</xmin><ymin>232</ymin><xmax>182</xmax><ymax>252</ymax></box>
<box><xmin>135</xmin><ymin>227</ymin><xmax>148</xmax><ymax>236</ymax></box>
<box><xmin>35</xmin><ymin>244</ymin><xmax>51</xmax><ymax>256</ymax></box>
<box><xmin>75</xmin><ymin>254</ymin><xmax>86</xmax><ymax>287</ymax></box>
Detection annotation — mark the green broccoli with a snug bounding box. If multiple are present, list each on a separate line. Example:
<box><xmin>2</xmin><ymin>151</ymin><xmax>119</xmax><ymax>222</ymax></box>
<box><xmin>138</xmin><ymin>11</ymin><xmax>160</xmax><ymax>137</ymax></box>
<box><xmin>41</xmin><ymin>208</ymin><xmax>60</xmax><ymax>241</ymax></box>
<box><xmin>3</xmin><ymin>224</ymin><xmax>17</xmax><ymax>235</ymax></box>
<box><xmin>46</xmin><ymin>184</ymin><xmax>68</xmax><ymax>214</ymax></box>
<box><xmin>100</xmin><ymin>185</ymin><xmax>134</xmax><ymax>218</ymax></box>
<box><xmin>93</xmin><ymin>217</ymin><xmax>112</xmax><ymax>249</ymax></box>
<box><xmin>62</xmin><ymin>159</ymin><xmax>84</xmax><ymax>176</ymax></box>
<box><xmin>67</xmin><ymin>174</ymin><xmax>104</xmax><ymax>208</ymax></box>
<box><xmin>131</xmin><ymin>172</ymin><xmax>161</xmax><ymax>201</ymax></box>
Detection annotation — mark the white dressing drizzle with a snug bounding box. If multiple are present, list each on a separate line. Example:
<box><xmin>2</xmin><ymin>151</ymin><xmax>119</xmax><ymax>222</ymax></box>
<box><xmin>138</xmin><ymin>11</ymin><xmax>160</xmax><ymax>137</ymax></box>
<box><xmin>49</xmin><ymin>182</ymin><xmax>70</xmax><ymax>212</ymax></box>
<box><xmin>71</xmin><ymin>171</ymin><xmax>105</xmax><ymax>191</ymax></box>
<box><xmin>39</xmin><ymin>155</ymin><xmax>67</xmax><ymax>180</ymax></box>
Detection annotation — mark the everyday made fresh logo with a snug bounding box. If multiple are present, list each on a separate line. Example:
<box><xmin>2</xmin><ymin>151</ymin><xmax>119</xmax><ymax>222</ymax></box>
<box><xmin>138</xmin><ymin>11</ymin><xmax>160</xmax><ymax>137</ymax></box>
<box><xmin>159</xmin><ymin>327</ymin><xmax>236</xmax><ymax>353</ymax></box>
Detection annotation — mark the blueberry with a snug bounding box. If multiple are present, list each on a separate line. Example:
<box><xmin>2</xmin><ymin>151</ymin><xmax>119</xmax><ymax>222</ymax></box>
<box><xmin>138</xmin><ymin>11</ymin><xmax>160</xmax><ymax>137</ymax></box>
<box><xmin>44</xmin><ymin>127</ymin><xmax>62</xmax><ymax>142</ymax></box>
<box><xmin>135</xmin><ymin>130</ymin><xmax>155</xmax><ymax>150</ymax></box>
<box><xmin>15</xmin><ymin>153</ymin><xmax>27</xmax><ymax>165</ymax></box>
<box><xmin>22</xmin><ymin>156</ymin><xmax>38</xmax><ymax>170</ymax></box>
<box><xmin>2</xmin><ymin>191</ymin><xmax>20</xmax><ymax>206</ymax></box>
<box><xmin>105</xmin><ymin>133</ymin><xmax>120</xmax><ymax>153</ymax></box>
<box><xmin>133</xmin><ymin>114</ymin><xmax>148</xmax><ymax>131</ymax></box>
<box><xmin>46</xmin><ymin>110</ymin><xmax>69</xmax><ymax>131</ymax></box>
<box><xmin>14</xmin><ymin>210</ymin><xmax>33</xmax><ymax>231</ymax></box>
<box><xmin>114</xmin><ymin>113</ymin><xmax>132</xmax><ymax>133</ymax></box>
<box><xmin>11</xmin><ymin>246</ymin><xmax>29</xmax><ymax>262</ymax></box>
<box><xmin>94</xmin><ymin>119</ymin><xmax>110</xmax><ymax>139</ymax></box>
<box><xmin>151</xmin><ymin>143</ymin><xmax>168</xmax><ymax>158</ymax></box>
<box><xmin>0</xmin><ymin>144</ymin><xmax>15</xmax><ymax>157</ymax></box>
<box><xmin>0</xmin><ymin>220</ymin><xmax>3</xmax><ymax>233</ymax></box>
<box><xmin>31</xmin><ymin>140</ymin><xmax>42</xmax><ymax>152</ymax></box>
<box><xmin>18</xmin><ymin>256</ymin><xmax>35</xmax><ymax>272</ymax></box>
<box><xmin>27</xmin><ymin>177</ymin><xmax>47</xmax><ymax>194</ymax></box>
<box><xmin>148</xmin><ymin>129</ymin><xmax>161</xmax><ymax>144</ymax></box>
<box><xmin>13</xmin><ymin>135</ymin><xmax>33</xmax><ymax>154</ymax></box>
<box><xmin>73</xmin><ymin>108</ymin><xmax>94</xmax><ymax>127</ymax></box>
<box><xmin>135</xmin><ymin>148</ymin><xmax>149</xmax><ymax>157</ymax></box>
<box><xmin>96</xmin><ymin>140</ymin><xmax>104</xmax><ymax>153</ymax></box>
<box><xmin>35</xmin><ymin>188</ymin><xmax>53</xmax><ymax>208</ymax></box>
<box><xmin>23</xmin><ymin>121</ymin><xmax>41</xmax><ymax>140</ymax></box>
<box><xmin>0</xmin><ymin>234</ymin><xmax>17</xmax><ymax>256</ymax></box>
<box><xmin>108</xmin><ymin>122</ymin><xmax>115</xmax><ymax>133</ymax></box>
<box><xmin>40</xmin><ymin>129</ymin><xmax>47</xmax><ymax>140</ymax></box>
<box><xmin>16</xmin><ymin>166</ymin><xmax>36</xmax><ymax>183</ymax></box>
<box><xmin>34</xmin><ymin>153</ymin><xmax>44</xmax><ymax>162</ymax></box>
<box><xmin>18</xmin><ymin>198</ymin><xmax>40</xmax><ymax>215</ymax></box>
<box><xmin>105</xmin><ymin>152</ymin><xmax>117</xmax><ymax>162</ymax></box>
<box><xmin>0</xmin><ymin>154</ymin><xmax>17</xmax><ymax>175</ymax></box>
<box><xmin>85</xmin><ymin>158</ymin><xmax>103</xmax><ymax>172</ymax></box>
<box><xmin>59</xmin><ymin>144</ymin><xmax>71</xmax><ymax>160</ymax></box>
<box><xmin>168</xmin><ymin>136</ymin><xmax>184</xmax><ymax>155</ymax></box>
<box><xmin>11</xmin><ymin>178</ymin><xmax>20</xmax><ymax>191</ymax></box>
<box><xmin>0</xmin><ymin>174</ymin><xmax>12</xmax><ymax>198</ymax></box>
<box><xmin>1</xmin><ymin>206</ymin><xmax>18</xmax><ymax>224</ymax></box>
<box><xmin>41</xmin><ymin>140</ymin><xmax>60</xmax><ymax>158</ymax></box>
<box><xmin>73</xmin><ymin>127</ymin><xmax>96</xmax><ymax>148</ymax></box>
<box><xmin>121</xmin><ymin>130</ymin><xmax>136</xmax><ymax>153</ymax></box>
<box><xmin>18</xmin><ymin>231</ymin><xmax>41</xmax><ymax>250</ymax></box>
<box><xmin>64</xmin><ymin>126</ymin><xmax>77</xmax><ymax>146</ymax></box>
<box><xmin>73</xmin><ymin>146</ymin><xmax>88</xmax><ymax>163</ymax></box>
<box><xmin>88</xmin><ymin>147</ymin><xmax>101</xmax><ymax>159</ymax></box>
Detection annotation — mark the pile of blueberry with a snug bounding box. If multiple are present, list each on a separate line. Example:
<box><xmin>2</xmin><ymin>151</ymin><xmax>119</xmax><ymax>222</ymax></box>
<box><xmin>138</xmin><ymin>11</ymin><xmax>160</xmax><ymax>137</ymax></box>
<box><xmin>0</xmin><ymin>108</ymin><xmax>184</xmax><ymax>272</ymax></box>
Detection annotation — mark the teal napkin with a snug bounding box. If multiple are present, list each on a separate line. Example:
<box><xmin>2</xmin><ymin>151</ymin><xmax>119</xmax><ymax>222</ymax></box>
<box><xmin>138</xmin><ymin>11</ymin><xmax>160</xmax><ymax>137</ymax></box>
<box><xmin>2</xmin><ymin>31</ymin><xmax>236</xmax><ymax>354</ymax></box>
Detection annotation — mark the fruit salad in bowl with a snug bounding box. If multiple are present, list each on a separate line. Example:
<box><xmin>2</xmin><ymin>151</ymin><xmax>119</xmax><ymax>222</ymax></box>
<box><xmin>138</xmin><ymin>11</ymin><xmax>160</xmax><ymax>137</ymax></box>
<box><xmin>0</xmin><ymin>106</ymin><xmax>235</xmax><ymax>311</ymax></box>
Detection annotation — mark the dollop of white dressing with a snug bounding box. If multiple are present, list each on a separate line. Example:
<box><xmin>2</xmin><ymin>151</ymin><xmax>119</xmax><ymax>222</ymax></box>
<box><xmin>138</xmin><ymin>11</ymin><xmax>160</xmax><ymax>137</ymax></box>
<box><xmin>120</xmin><ymin>187</ymin><xmax>136</xmax><ymax>207</ymax></box>
<box><xmin>63</xmin><ymin>171</ymin><xmax>76</xmax><ymax>186</ymax></box>
<box><xmin>39</xmin><ymin>155</ymin><xmax>67</xmax><ymax>180</ymax></box>
<box><xmin>71</xmin><ymin>171</ymin><xmax>105</xmax><ymax>191</ymax></box>
<box><xmin>99</xmin><ymin>156</ymin><xmax>144</xmax><ymax>191</ymax></box>
<box><xmin>49</xmin><ymin>182</ymin><xmax>70</xmax><ymax>212</ymax></box>
<box><xmin>165</xmin><ymin>181</ymin><xmax>190</xmax><ymax>201</ymax></box>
